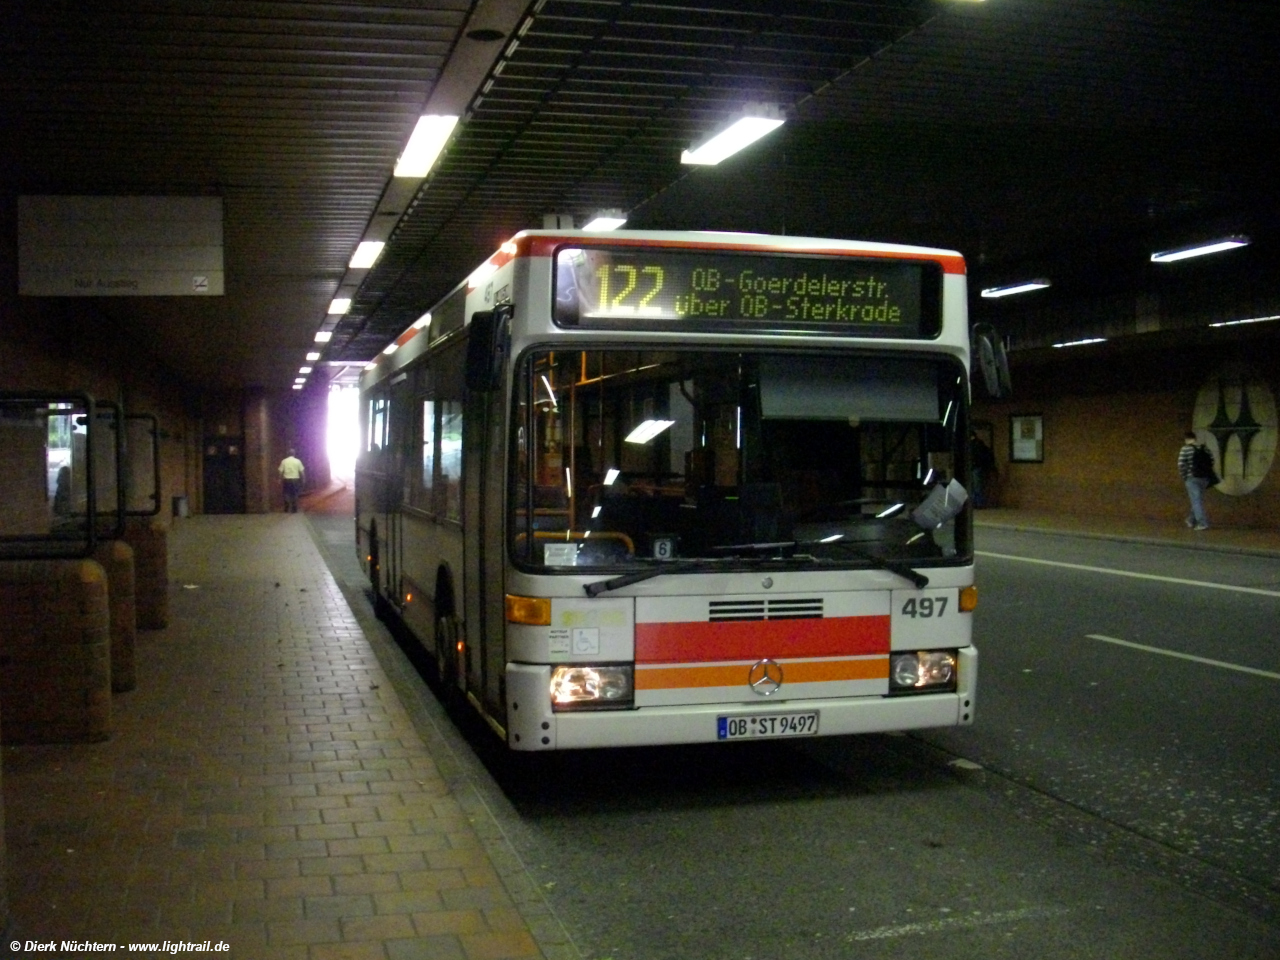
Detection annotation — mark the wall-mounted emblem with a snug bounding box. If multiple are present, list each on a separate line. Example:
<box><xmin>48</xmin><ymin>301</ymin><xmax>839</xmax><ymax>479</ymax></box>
<box><xmin>1192</xmin><ymin>363</ymin><xmax>1277</xmax><ymax>496</ymax></box>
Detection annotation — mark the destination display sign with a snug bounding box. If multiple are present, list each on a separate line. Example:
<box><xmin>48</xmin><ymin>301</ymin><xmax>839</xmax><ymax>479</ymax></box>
<box><xmin>553</xmin><ymin>246</ymin><xmax>940</xmax><ymax>337</ymax></box>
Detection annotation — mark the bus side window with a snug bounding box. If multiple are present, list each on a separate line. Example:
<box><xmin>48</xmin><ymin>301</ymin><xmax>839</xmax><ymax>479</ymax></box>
<box><xmin>440</xmin><ymin>400</ymin><xmax>463</xmax><ymax>521</ymax></box>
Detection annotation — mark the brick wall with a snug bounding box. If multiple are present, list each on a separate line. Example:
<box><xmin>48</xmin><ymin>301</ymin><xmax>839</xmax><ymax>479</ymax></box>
<box><xmin>974</xmin><ymin>337</ymin><xmax>1280</xmax><ymax>528</ymax></box>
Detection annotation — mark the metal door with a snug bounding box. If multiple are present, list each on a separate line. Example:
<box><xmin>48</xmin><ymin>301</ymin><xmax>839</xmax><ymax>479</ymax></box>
<box><xmin>203</xmin><ymin>437</ymin><xmax>245</xmax><ymax>513</ymax></box>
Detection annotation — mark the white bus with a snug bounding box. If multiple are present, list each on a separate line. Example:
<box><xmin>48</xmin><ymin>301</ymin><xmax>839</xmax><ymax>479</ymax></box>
<box><xmin>357</xmin><ymin>230</ymin><xmax>977</xmax><ymax>750</ymax></box>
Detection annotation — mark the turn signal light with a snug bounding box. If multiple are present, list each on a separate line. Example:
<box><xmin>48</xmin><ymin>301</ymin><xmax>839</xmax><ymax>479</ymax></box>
<box><xmin>959</xmin><ymin>585</ymin><xmax>978</xmax><ymax>612</ymax></box>
<box><xmin>505</xmin><ymin>594</ymin><xmax>551</xmax><ymax>625</ymax></box>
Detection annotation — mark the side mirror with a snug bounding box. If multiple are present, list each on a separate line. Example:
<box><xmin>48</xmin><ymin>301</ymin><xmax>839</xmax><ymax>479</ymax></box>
<box><xmin>464</xmin><ymin>303</ymin><xmax>513</xmax><ymax>392</ymax></box>
<box><xmin>971</xmin><ymin>323</ymin><xmax>1012</xmax><ymax>399</ymax></box>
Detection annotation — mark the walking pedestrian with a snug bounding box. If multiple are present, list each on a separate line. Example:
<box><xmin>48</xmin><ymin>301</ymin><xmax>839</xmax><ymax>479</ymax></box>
<box><xmin>1177</xmin><ymin>431</ymin><xmax>1216</xmax><ymax>530</ymax></box>
<box><xmin>279</xmin><ymin>448</ymin><xmax>306</xmax><ymax>513</ymax></box>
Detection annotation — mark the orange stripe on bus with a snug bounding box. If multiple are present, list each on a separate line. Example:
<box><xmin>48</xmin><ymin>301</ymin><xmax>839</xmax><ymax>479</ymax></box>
<box><xmin>635</xmin><ymin>657</ymin><xmax>888</xmax><ymax>690</ymax></box>
<box><xmin>636</xmin><ymin>615</ymin><xmax>889</xmax><ymax>664</ymax></box>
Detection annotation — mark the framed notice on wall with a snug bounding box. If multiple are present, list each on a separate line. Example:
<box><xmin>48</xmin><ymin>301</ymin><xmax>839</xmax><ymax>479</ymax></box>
<box><xmin>1010</xmin><ymin>414</ymin><xmax>1044</xmax><ymax>463</ymax></box>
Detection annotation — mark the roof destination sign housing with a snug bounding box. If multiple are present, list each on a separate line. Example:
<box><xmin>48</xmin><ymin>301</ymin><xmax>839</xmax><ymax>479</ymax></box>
<box><xmin>554</xmin><ymin>246</ymin><xmax>939</xmax><ymax>337</ymax></box>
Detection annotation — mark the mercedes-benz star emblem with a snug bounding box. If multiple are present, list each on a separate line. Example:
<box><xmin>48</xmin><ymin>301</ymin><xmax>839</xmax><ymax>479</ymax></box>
<box><xmin>748</xmin><ymin>659</ymin><xmax>783</xmax><ymax>696</ymax></box>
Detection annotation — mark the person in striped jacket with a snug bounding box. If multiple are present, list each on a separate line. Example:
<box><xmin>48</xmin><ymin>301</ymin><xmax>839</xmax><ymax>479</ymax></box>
<box><xmin>1177</xmin><ymin>431</ymin><xmax>1213</xmax><ymax>530</ymax></box>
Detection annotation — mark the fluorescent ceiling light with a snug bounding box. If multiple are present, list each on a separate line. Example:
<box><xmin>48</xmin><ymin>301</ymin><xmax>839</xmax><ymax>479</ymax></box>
<box><xmin>299</xmin><ymin>366</ymin><xmax>312</xmax><ymax>374</ymax></box>
<box><xmin>681</xmin><ymin>106</ymin><xmax>784</xmax><ymax>166</ymax></box>
<box><xmin>981</xmin><ymin>279</ymin><xmax>1051</xmax><ymax>298</ymax></box>
<box><xmin>328</xmin><ymin>297</ymin><xmax>352</xmax><ymax>315</ymax></box>
<box><xmin>1151</xmin><ymin>235</ymin><xmax>1249</xmax><ymax>263</ymax></box>
<box><xmin>306</xmin><ymin>351</ymin><xmax>321</xmax><ymax>362</ymax></box>
<box><xmin>292</xmin><ymin>384</ymin><xmax>304</xmax><ymax>390</ymax></box>
<box><xmin>350</xmin><ymin>241</ymin><xmax>385</xmax><ymax>269</ymax></box>
<box><xmin>1052</xmin><ymin>337</ymin><xmax>1106</xmax><ymax>348</ymax></box>
<box><xmin>394</xmin><ymin>114</ymin><xmax>459</xmax><ymax>178</ymax></box>
<box><xmin>603</xmin><ymin>468</ymin><xmax>621</xmax><ymax>486</ymax></box>
<box><xmin>382</xmin><ymin>342</ymin><xmax>398</xmax><ymax>355</ymax></box>
<box><xmin>624</xmin><ymin>419</ymin><xmax>676</xmax><ymax>444</ymax></box>
<box><xmin>1209</xmin><ymin>313</ymin><xmax>1280</xmax><ymax>328</ymax></box>
<box><xmin>314</xmin><ymin>330</ymin><xmax>333</xmax><ymax>343</ymax></box>
<box><xmin>583</xmin><ymin>211</ymin><xmax>627</xmax><ymax>231</ymax></box>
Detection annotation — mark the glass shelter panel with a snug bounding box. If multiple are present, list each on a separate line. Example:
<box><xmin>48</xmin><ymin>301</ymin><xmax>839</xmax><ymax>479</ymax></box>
<box><xmin>0</xmin><ymin>393</ymin><xmax>98</xmax><ymax>558</ymax></box>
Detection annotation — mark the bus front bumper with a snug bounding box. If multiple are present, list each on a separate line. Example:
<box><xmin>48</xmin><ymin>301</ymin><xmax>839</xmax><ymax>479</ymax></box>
<box><xmin>505</xmin><ymin>646</ymin><xmax>976</xmax><ymax>751</ymax></box>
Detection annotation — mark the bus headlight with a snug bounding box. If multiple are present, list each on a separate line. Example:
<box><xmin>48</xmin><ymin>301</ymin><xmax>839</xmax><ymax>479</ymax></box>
<box><xmin>889</xmin><ymin>651</ymin><xmax>957</xmax><ymax>694</ymax></box>
<box><xmin>550</xmin><ymin>665</ymin><xmax>634</xmax><ymax>710</ymax></box>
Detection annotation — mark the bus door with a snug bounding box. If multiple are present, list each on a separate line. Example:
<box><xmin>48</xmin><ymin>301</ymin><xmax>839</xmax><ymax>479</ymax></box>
<box><xmin>361</xmin><ymin>386</ymin><xmax>389</xmax><ymax>596</ymax></box>
<box><xmin>385</xmin><ymin>372</ymin><xmax>412</xmax><ymax>606</ymax></box>
<box><xmin>462</xmin><ymin>310</ymin><xmax>511</xmax><ymax>716</ymax></box>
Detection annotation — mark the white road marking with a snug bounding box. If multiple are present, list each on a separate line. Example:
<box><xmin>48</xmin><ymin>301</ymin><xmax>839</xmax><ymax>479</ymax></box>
<box><xmin>848</xmin><ymin>905</ymin><xmax>1070</xmax><ymax>942</ymax></box>
<box><xmin>976</xmin><ymin>550</ymin><xmax>1280</xmax><ymax>598</ymax></box>
<box><xmin>1085</xmin><ymin>634</ymin><xmax>1280</xmax><ymax>681</ymax></box>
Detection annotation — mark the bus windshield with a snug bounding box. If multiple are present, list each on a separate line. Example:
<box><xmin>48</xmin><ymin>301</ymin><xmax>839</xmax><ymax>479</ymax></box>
<box><xmin>510</xmin><ymin>348</ymin><xmax>970</xmax><ymax>571</ymax></box>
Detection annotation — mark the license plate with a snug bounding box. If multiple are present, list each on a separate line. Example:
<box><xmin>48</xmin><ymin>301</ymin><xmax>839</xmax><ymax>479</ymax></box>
<box><xmin>717</xmin><ymin>711</ymin><xmax>819</xmax><ymax>740</ymax></box>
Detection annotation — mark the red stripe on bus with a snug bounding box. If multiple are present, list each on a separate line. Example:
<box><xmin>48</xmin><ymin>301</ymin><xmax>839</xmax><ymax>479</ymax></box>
<box><xmin>516</xmin><ymin>235</ymin><xmax>966</xmax><ymax>274</ymax></box>
<box><xmin>635</xmin><ymin>616</ymin><xmax>890</xmax><ymax>664</ymax></box>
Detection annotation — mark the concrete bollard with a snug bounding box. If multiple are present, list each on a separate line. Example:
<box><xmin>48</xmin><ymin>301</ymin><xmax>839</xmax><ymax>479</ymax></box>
<box><xmin>94</xmin><ymin>540</ymin><xmax>137</xmax><ymax>692</ymax></box>
<box><xmin>122</xmin><ymin>516</ymin><xmax>169</xmax><ymax>629</ymax></box>
<box><xmin>0</xmin><ymin>559</ymin><xmax>112</xmax><ymax>743</ymax></box>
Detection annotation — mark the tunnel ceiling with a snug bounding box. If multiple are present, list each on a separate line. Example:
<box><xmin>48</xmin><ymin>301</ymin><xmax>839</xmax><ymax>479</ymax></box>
<box><xmin>3</xmin><ymin>0</ymin><xmax>1278</xmax><ymax>393</ymax></box>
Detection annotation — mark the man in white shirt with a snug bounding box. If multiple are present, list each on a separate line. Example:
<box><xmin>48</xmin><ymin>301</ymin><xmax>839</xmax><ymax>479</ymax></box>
<box><xmin>279</xmin><ymin>448</ymin><xmax>306</xmax><ymax>513</ymax></box>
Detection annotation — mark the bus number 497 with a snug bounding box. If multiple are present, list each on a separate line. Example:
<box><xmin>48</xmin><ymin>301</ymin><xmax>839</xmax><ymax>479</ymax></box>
<box><xmin>901</xmin><ymin>597</ymin><xmax>947</xmax><ymax>618</ymax></box>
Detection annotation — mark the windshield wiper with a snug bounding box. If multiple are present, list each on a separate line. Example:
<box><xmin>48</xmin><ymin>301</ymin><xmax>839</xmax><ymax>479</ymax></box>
<box><xmin>584</xmin><ymin>561</ymin><xmax>705</xmax><ymax>597</ymax></box>
<box><xmin>818</xmin><ymin>541</ymin><xmax>930</xmax><ymax>589</ymax></box>
<box><xmin>585</xmin><ymin>543</ymin><xmax>799</xmax><ymax>596</ymax></box>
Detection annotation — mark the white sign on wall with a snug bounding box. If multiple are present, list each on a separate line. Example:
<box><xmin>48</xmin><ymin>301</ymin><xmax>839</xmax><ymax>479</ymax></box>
<box><xmin>17</xmin><ymin>195</ymin><xmax>225</xmax><ymax>296</ymax></box>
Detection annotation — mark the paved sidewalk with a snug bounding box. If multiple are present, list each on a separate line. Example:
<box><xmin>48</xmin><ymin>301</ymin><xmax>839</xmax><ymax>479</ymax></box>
<box><xmin>2</xmin><ymin>515</ymin><xmax>547</xmax><ymax>959</ymax></box>
<box><xmin>975</xmin><ymin>508</ymin><xmax>1280</xmax><ymax>557</ymax></box>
